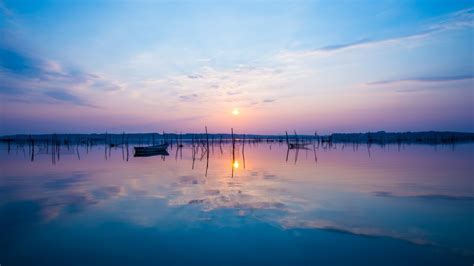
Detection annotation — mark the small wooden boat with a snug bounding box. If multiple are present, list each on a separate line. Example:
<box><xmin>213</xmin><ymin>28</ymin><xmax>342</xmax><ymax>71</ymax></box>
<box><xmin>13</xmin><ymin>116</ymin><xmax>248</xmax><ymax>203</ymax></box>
<box><xmin>134</xmin><ymin>143</ymin><xmax>169</xmax><ymax>155</ymax></box>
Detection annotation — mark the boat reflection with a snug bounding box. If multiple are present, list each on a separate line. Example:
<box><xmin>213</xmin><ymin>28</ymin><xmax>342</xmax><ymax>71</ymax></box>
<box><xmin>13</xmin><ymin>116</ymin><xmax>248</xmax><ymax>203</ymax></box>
<box><xmin>133</xmin><ymin>149</ymin><xmax>170</xmax><ymax>157</ymax></box>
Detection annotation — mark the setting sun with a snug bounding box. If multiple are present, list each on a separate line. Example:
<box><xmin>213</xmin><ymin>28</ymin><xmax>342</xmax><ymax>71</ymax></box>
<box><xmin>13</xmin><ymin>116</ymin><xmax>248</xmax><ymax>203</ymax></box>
<box><xmin>231</xmin><ymin>108</ymin><xmax>240</xmax><ymax>116</ymax></box>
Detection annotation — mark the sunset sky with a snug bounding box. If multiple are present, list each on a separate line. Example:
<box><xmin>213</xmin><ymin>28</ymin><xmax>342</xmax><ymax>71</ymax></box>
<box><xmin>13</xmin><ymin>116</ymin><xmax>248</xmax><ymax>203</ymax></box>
<box><xmin>1</xmin><ymin>0</ymin><xmax>473</xmax><ymax>134</ymax></box>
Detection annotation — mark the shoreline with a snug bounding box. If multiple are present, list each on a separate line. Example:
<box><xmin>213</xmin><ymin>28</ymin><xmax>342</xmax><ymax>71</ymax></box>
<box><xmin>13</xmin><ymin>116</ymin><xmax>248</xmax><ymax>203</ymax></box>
<box><xmin>1</xmin><ymin>131</ymin><xmax>474</xmax><ymax>145</ymax></box>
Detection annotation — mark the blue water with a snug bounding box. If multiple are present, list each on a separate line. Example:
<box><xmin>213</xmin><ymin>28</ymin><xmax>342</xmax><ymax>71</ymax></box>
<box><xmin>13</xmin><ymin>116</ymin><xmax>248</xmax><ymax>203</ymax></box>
<box><xmin>0</xmin><ymin>142</ymin><xmax>473</xmax><ymax>265</ymax></box>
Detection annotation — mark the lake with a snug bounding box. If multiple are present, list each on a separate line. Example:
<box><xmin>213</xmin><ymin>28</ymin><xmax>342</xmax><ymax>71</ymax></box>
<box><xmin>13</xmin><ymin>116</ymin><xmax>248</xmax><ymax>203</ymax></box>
<box><xmin>0</xmin><ymin>141</ymin><xmax>473</xmax><ymax>265</ymax></box>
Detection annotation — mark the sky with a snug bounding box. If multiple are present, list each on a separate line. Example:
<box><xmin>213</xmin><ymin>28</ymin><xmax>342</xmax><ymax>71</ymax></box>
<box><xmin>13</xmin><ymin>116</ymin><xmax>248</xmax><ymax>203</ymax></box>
<box><xmin>0</xmin><ymin>0</ymin><xmax>473</xmax><ymax>135</ymax></box>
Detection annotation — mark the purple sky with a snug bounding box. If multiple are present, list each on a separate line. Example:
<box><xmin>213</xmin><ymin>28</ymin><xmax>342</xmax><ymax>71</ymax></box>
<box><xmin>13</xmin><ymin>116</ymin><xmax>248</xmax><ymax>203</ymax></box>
<box><xmin>1</xmin><ymin>1</ymin><xmax>473</xmax><ymax>134</ymax></box>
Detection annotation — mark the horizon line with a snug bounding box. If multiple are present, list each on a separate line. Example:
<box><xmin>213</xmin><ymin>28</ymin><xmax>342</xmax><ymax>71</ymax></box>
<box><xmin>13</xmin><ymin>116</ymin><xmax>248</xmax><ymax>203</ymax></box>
<box><xmin>2</xmin><ymin>130</ymin><xmax>474</xmax><ymax>138</ymax></box>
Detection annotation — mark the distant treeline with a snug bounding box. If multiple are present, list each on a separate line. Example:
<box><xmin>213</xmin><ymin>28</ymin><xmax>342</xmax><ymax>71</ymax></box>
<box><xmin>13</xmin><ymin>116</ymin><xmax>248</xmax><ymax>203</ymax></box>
<box><xmin>1</xmin><ymin>131</ymin><xmax>473</xmax><ymax>145</ymax></box>
<box><xmin>329</xmin><ymin>131</ymin><xmax>474</xmax><ymax>144</ymax></box>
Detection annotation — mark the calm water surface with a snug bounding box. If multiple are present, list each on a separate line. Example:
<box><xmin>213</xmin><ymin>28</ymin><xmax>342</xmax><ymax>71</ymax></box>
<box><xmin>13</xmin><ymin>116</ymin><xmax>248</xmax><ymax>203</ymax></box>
<box><xmin>0</xmin><ymin>142</ymin><xmax>473</xmax><ymax>265</ymax></box>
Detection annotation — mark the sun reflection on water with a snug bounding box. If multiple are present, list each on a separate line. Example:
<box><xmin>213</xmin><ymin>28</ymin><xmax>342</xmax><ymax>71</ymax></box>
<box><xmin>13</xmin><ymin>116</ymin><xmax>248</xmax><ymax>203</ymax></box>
<box><xmin>233</xmin><ymin>160</ymin><xmax>239</xmax><ymax>169</ymax></box>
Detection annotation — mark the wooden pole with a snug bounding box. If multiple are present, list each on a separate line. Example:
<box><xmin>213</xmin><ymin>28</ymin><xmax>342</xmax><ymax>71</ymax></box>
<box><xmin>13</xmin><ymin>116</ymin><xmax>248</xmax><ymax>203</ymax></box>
<box><xmin>205</xmin><ymin>126</ymin><xmax>209</xmax><ymax>177</ymax></box>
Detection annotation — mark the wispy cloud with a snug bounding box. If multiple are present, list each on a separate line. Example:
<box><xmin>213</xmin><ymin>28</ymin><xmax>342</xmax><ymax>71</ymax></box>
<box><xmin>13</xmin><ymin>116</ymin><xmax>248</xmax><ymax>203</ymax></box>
<box><xmin>280</xmin><ymin>218</ymin><xmax>433</xmax><ymax>246</ymax></box>
<box><xmin>43</xmin><ymin>90</ymin><xmax>95</xmax><ymax>107</ymax></box>
<box><xmin>137</xmin><ymin>65</ymin><xmax>289</xmax><ymax>109</ymax></box>
<box><xmin>187</xmin><ymin>74</ymin><xmax>204</xmax><ymax>79</ymax></box>
<box><xmin>429</xmin><ymin>7</ymin><xmax>474</xmax><ymax>31</ymax></box>
<box><xmin>226</xmin><ymin>90</ymin><xmax>242</xmax><ymax>96</ymax></box>
<box><xmin>319</xmin><ymin>38</ymin><xmax>372</xmax><ymax>51</ymax></box>
<box><xmin>278</xmin><ymin>31</ymin><xmax>434</xmax><ymax>60</ymax></box>
<box><xmin>0</xmin><ymin>4</ymin><xmax>122</xmax><ymax>108</ymax></box>
<box><xmin>367</xmin><ymin>74</ymin><xmax>474</xmax><ymax>85</ymax></box>
<box><xmin>278</xmin><ymin>7</ymin><xmax>474</xmax><ymax>60</ymax></box>
<box><xmin>373</xmin><ymin>191</ymin><xmax>474</xmax><ymax>201</ymax></box>
<box><xmin>179</xmin><ymin>93</ymin><xmax>199</xmax><ymax>102</ymax></box>
<box><xmin>0</xmin><ymin>45</ymin><xmax>120</xmax><ymax>107</ymax></box>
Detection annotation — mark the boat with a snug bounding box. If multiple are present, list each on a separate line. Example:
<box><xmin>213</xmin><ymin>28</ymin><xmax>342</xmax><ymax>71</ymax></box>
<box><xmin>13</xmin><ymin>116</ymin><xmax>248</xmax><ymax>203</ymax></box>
<box><xmin>134</xmin><ymin>143</ymin><xmax>169</xmax><ymax>156</ymax></box>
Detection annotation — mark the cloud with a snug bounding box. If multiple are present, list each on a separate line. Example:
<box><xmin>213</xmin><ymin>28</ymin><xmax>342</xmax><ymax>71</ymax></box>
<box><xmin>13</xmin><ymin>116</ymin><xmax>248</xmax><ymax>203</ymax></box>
<box><xmin>373</xmin><ymin>191</ymin><xmax>474</xmax><ymax>201</ymax></box>
<box><xmin>43</xmin><ymin>90</ymin><xmax>94</xmax><ymax>107</ymax></box>
<box><xmin>319</xmin><ymin>38</ymin><xmax>372</xmax><ymax>51</ymax></box>
<box><xmin>0</xmin><ymin>1</ymin><xmax>17</xmax><ymax>27</ymax></box>
<box><xmin>278</xmin><ymin>7</ymin><xmax>474</xmax><ymax>60</ymax></box>
<box><xmin>0</xmin><ymin>47</ymin><xmax>97</xmax><ymax>84</ymax></box>
<box><xmin>0</xmin><ymin>45</ymin><xmax>120</xmax><ymax>107</ymax></box>
<box><xmin>0</xmin><ymin>10</ymin><xmax>122</xmax><ymax>106</ymax></box>
<box><xmin>187</xmin><ymin>74</ymin><xmax>204</xmax><ymax>79</ymax></box>
<box><xmin>0</xmin><ymin>47</ymin><xmax>43</xmax><ymax>75</ymax></box>
<box><xmin>147</xmin><ymin>65</ymin><xmax>287</xmax><ymax>109</ymax></box>
<box><xmin>0</xmin><ymin>82</ymin><xmax>25</xmax><ymax>95</ymax></box>
<box><xmin>429</xmin><ymin>7</ymin><xmax>474</xmax><ymax>31</ymax></box>
<box><xmin>89</xmin><ymin>79</ymin><xmax>122</xmax><ymax>91</ymax></box>
<box><xmin>280</xmin><ymin>218</ymin><xmax>432</xmax><ymax>246</ymax></box>
<box><xmin>179</xmin><ymin>93</ymin><xmax>199</xmax><ymax>102</ymax></box>
<box><xmin>226</xmin><ymin>90</ymin><xmax>242</xmax><ymax>96</ymax></box>
<box><xmin>278</xmin><ymin>31</ymin><xmax>432</xmax><ymax>60</ymax></box>
<box><xmin>43</xmin><ymin>172</ymin><xmax>88</xmax><ymax>190</ymax></box>
<box><xmin>367</xmin><ymin>74</ymin><xmax>474</xmax><ymax>85</ymax></box>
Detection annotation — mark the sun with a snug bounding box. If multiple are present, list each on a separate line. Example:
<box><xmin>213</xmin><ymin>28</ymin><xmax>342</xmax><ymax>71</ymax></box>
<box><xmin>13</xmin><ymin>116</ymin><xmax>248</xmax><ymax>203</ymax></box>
<box><xmin>232</xmin><ymin>108</ymin><xmax>240</xmax><ymax>116</ymax></box>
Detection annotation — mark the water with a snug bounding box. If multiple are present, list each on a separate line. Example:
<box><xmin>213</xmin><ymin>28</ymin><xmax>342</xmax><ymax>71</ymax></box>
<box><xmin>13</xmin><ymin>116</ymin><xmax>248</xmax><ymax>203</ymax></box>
<box><xmin>0</xmin><ymin>142</ymin><xmax>473</xmax><ymax>265</ymax></box>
